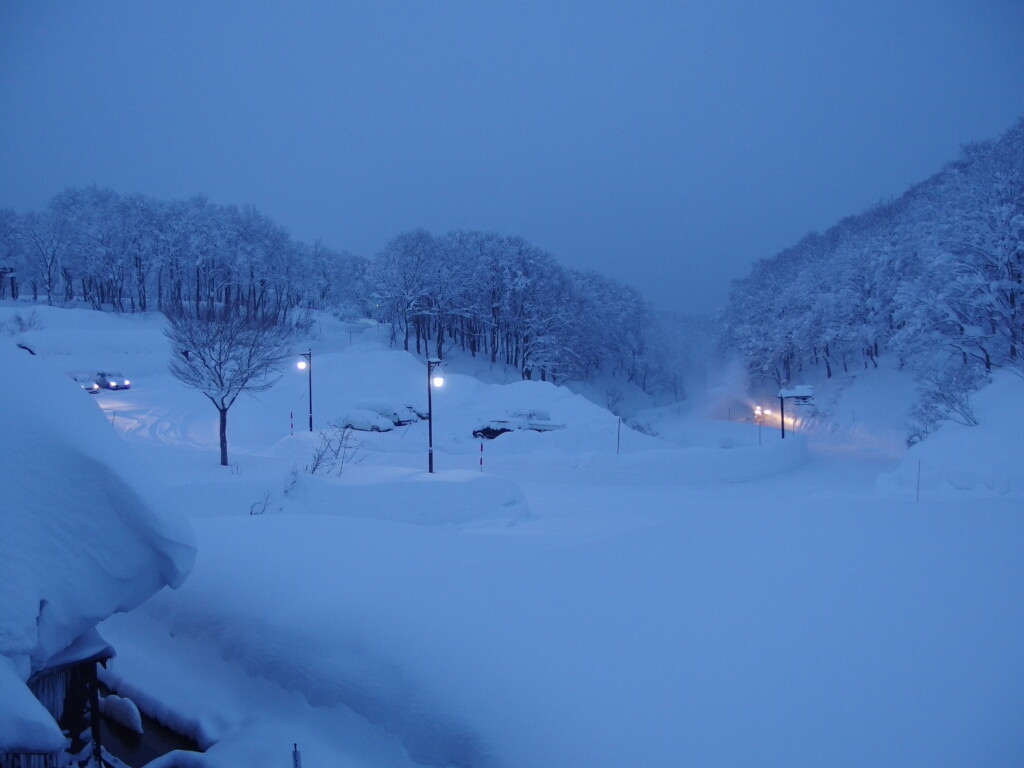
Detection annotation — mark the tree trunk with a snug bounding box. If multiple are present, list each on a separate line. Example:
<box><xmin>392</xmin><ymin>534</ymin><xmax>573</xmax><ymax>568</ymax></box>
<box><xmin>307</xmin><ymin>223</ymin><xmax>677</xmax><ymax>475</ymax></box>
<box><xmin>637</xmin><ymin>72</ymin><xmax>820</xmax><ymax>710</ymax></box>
<box><xmin>62</xmin><ymin>268</ymin><xmax>74</xmax><ymax>303</ymax></box>
<box><xmin>219</xmin><ymin>406</ymin><xmax>229</xmax><ymax>466</ymax></box>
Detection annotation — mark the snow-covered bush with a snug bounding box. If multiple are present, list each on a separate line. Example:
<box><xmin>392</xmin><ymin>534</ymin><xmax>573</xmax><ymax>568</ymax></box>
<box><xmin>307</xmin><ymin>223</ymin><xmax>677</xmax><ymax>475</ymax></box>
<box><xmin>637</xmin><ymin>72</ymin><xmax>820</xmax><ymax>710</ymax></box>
<box><xmin>908</xmin><ymin>356</ymin><xmax>989</xmax><ymax>444</ymax></box>
<box><xmin>2</xmin><ymin>309</ymin><xmax>43</xmax><ymax>334</ymax></box>
<box><xmin>306</xmin><ymin>422</ymin><xmax>365</xmax><ymax>476</ymax></box>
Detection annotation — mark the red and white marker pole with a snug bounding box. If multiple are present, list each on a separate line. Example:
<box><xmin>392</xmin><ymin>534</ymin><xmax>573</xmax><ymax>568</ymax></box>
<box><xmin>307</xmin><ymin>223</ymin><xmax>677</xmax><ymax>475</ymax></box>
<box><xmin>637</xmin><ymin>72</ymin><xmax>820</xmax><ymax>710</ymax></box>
<box><xmin>479</xmin><ymin>441</ymin><xmax>484</xmax><ymax>472</ymax></box>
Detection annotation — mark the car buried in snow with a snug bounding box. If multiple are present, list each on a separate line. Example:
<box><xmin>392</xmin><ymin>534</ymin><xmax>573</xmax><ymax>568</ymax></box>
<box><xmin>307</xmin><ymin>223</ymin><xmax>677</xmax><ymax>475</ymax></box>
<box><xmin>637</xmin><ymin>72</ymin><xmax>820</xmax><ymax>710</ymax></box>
<box><xmin>472</xmin><ymin>410</ymin><xmax>566</xmax><ymax>439</ymax></box>
<box><xmin>341</xmin><ymin>409</ymin><xmax>395</xmax><ymax>432</ymax></box>
<box><xmin>404</xmin><ymin>404</ymin><xmax>429</xmax><ymax>420</ymax></box>
<box><xmin>354</xmin><ymin>399</ymin><xmax>416</xmax><ymax>426</ymax></box>
<box><xmin>472</xmin><ymin>421</ymin><xmax>514</xmax><ymax>439</ymax></box>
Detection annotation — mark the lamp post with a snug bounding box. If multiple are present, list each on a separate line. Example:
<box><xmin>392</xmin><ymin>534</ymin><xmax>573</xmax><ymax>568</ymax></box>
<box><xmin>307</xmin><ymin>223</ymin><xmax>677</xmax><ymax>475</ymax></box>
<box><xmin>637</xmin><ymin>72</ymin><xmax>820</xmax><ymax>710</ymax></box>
<box><xmin>297</xmin><ymin>351</ymin><xmax>312</xmax><ymax>432</ymax></box>
<box><xmin>427</xmin><ymin>358</ymin><xmax>444</xmax><ymax>473</ymax></box>
<box><xmin>777</xmin><ymin>386</ymin><xmax>813</xmax><ymax>440</ymax></box>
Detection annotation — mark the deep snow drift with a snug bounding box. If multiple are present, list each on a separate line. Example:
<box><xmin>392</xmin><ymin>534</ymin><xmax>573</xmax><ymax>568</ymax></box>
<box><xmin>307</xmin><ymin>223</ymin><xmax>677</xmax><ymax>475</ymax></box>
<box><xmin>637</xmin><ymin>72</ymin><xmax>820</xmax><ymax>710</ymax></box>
<box><xmin>0</xmin><ymin>335</ymin><xmax>195</xmax><ymax>754</ymax></box>
<box><xmin>3</xmin><ymin>303</ymin><xmax>1023</xmax><ymax>768</ymax></box>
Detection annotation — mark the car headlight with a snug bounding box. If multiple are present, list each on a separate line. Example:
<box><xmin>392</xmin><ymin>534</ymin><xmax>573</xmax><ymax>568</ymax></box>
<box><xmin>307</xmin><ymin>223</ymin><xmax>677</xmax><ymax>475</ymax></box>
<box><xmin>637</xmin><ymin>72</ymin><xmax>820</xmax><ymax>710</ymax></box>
<box><xmin>123</xmin><ymin>380</ymin><xmax>130</xmax><ymax>386</ymax></box>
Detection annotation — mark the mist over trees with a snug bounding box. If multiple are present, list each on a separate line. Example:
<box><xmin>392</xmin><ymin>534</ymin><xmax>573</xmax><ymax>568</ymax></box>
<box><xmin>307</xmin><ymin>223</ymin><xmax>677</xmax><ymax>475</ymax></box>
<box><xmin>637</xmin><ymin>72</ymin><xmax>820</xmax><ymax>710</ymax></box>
<box><xmin>0</xmin><ymin>188</ymin><xmax>689</xmax><ymax>400</ymax></box>
<box><xmin>722</xmin><ymin>117</ymin><xmax>1023</xmax><ymax>438</ymax></box>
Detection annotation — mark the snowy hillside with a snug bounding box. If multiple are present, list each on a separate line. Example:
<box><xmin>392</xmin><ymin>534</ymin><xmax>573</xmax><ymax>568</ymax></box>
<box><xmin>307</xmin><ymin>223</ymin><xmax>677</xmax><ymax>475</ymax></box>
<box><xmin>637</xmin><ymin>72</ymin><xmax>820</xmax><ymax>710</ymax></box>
<box><xmin>3</xmin><ymin>303</ymin><xmax>1023</xmax><ymax>768</ymax></box>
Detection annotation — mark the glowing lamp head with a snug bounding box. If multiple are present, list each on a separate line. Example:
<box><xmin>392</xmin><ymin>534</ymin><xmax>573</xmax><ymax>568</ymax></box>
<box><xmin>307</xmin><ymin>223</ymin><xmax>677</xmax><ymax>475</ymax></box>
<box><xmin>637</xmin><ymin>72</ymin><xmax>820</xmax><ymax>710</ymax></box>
<box><xmin>296</xmin><ymin>359</ymin><xmax>308</xmax><ymax>371</ymax></box>
<box><xmin>432</xmin><ymin>375</ymin><xmax>444</xmax><ymax>388</ymax></box>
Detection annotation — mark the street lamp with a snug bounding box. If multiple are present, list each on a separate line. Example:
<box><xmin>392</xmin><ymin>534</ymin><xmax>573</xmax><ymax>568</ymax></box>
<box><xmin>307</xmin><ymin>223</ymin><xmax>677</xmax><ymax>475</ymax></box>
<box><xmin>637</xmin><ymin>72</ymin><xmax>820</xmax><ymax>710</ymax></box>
<box><xmin>427</xmin><ymin>358</ymin><xmax>444</xmax><ymax>473</ymax></box>
<box><xmin>297</xmin><ymin>350</ymin><xmax>312</xmax><ymax>432</ymax></box>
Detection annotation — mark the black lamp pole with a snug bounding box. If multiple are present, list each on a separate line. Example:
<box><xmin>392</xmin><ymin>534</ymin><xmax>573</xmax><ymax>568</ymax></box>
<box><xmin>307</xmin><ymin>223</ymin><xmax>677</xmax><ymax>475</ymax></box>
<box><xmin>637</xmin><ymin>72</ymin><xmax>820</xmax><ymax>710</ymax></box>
<box><xmin>427</xmin><ymin>358</ymin><xmax>441</xmax><ymax>473</ymax></box>
<box><xmin>300</xmin><ymin>350</ymin><xmax>312</xmax><ymax>432</ymax></box>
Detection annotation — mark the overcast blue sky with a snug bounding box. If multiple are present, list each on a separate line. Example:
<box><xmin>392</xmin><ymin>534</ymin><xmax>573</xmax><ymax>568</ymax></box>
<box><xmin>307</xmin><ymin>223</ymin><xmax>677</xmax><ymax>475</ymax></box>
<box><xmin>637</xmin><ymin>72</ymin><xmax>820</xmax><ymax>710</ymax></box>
<box><xmin>1</xmin><ymin>1</ymin><xmax>1022</xmax><ymax>315</ymax></box>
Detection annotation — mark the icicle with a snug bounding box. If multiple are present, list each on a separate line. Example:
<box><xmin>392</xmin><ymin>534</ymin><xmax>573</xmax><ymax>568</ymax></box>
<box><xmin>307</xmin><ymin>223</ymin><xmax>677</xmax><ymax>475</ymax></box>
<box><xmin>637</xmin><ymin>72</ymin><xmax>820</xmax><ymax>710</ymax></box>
<box><xmin>28</xmin><ymin>668</ymin><xmax>71</xmax><ymax>723</ymax></box>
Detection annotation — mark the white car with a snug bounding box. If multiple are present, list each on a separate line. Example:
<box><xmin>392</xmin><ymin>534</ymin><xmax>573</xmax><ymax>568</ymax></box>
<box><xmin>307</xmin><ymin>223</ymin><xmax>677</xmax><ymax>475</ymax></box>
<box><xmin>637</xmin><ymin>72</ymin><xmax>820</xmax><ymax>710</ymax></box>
<box><xmin>70</xmin><ymin>373</ymin><xmax>101</xmax><ymax>394</ymax></box>
<box><xmin>341</xmin><ymin>409</ymin><xmax>395</xmax><ymax>432</ymax></box>
<box><xmin>96</xmin><ymin>371</ymin><xmax>131</xmax><ymax>390</ymax></box>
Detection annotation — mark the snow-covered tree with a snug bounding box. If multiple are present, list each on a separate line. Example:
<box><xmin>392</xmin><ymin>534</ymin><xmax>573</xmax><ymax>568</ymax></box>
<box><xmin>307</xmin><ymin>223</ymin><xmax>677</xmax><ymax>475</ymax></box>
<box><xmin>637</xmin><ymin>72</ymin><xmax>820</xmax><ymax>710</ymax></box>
<box><xmin>18</xmin><ymin>206</ymin><xmax>71</xmax><ymax>305</ymax></box>
<box><xmin>165</xmin><ymin>305</ymin><xmax>305</xmax><ymax>466</ymax></box>
<box><xmin>723</xmin><ymin>115</ymin><xmax>1023</xmax><ymax>436</ymax></box>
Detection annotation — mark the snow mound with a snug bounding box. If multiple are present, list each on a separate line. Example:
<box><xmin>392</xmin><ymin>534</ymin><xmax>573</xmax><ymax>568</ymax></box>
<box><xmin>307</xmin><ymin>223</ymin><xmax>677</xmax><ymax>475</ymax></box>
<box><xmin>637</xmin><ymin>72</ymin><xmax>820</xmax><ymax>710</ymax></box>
<box><xmin>287</xmin><ymin>466</ymin><xmax>531</xmax><ymax>526</ymax></box>
<box><xmin>102</xmin><ymin>515</ymin><xmax>512</xmax><ymax>767</ymax></box>
<box><xmin>340</xmin><ymin>468</ymin><xmax>529</xmax><ymax>526</ymax></box>
<box><xmin>0</xmin><ymin>656</ymin><xmax>65</xmax><ymax>753</ymax></box>
<box><xmin>100</xmin><ymin>693</ymin><xmax>144</xmax><ymax>735</ymax></box>
<box><xmin>0</xmin><ymin>341</ymin><xmax>195</xmax><ymax>672</ymax></box>
<box><xmin>0</xmin><ymin>304</ymin><xmax>171</xmax><ymax>378</ymax></box>
<box><xmin>878</xmin><ymin>372</ymin><xmax>1024</xmax><ymax>498</ymax></box>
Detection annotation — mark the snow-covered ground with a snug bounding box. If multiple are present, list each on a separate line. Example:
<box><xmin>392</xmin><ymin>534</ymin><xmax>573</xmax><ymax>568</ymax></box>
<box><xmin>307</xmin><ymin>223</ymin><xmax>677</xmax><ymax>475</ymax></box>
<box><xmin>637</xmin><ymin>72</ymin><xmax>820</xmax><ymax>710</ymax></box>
<box><xmin>4</xmin><ymin>303</ymin><xmax>1024</xmax><ymax>768</ymax></box>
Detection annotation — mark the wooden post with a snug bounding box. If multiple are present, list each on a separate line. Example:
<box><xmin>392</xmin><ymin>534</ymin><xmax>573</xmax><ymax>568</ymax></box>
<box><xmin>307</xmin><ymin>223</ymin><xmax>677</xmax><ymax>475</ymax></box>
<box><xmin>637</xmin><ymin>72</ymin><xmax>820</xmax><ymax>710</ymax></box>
<box><xmin>90</xmin><ymin>664</ymin><xmax>103</xmax><ymax>767</ymax></box>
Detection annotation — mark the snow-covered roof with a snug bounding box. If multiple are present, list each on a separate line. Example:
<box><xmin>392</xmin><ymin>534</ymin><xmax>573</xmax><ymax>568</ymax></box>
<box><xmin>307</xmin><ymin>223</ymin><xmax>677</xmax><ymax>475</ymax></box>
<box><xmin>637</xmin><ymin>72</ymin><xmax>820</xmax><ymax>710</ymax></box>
<box><xmin>0</xmin><ymin>341</ymin><xmax>195</xmax><ymax>742</ymax></box>
<box><xmin>778</xmin><ymin>385</ymin><xmax>814</xmax><ymax>399</ymax></box>
<box><xmin>39</xmin><ymin>627</ymin><xmax>114</xmax><ymax>673</ymax></box>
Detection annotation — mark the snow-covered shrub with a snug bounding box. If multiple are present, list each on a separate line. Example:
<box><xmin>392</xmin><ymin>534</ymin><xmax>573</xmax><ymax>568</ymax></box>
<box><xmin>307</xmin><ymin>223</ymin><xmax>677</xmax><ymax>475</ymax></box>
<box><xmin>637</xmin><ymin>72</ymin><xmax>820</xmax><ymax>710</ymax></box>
<box><xmin>628</xmin><ymin>419</ymin><xmax>659</xmax><ymax>437</ymax></box>
<box><xmin>3</xmin><ymin>309</ymin><xmax>43</xmax><ymax>334</ymax></box>
<box><xmin>908</xmin><ymin>357</ymin><xmax>989</xmax><ymax>444</ymax></box>
<box><xmin>306</xmin><ymin>422</ymin><xmax>365</xmax><ymax>476</ymax></box>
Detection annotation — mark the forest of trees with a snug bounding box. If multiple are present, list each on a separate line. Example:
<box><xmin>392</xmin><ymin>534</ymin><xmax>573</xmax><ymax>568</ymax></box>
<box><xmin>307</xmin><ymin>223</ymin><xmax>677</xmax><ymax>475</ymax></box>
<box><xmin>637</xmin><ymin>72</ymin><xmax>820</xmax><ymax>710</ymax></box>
<box><xmin>9</xmin><ymin>115</ymin><xmax>1016</xmax><ymax>431</ymax></box>
<box><xmin>0</xmin><ymin>187</ymin><xmax>686</xmax><ymax>395</ymax></box>
<box><xmin>370</xmin><ymin>228</ymin><xmax>658</xmax><ymax>385</ymax></box>
<box><xmin>721</xmin><ymin>117</ymin><xmax>1023</xmax><ymax>438</ymax></box>
<box><xmin>0</xmin><ymin>189</ymin><xmax>367</xmax><ymax>321</ymax></box>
